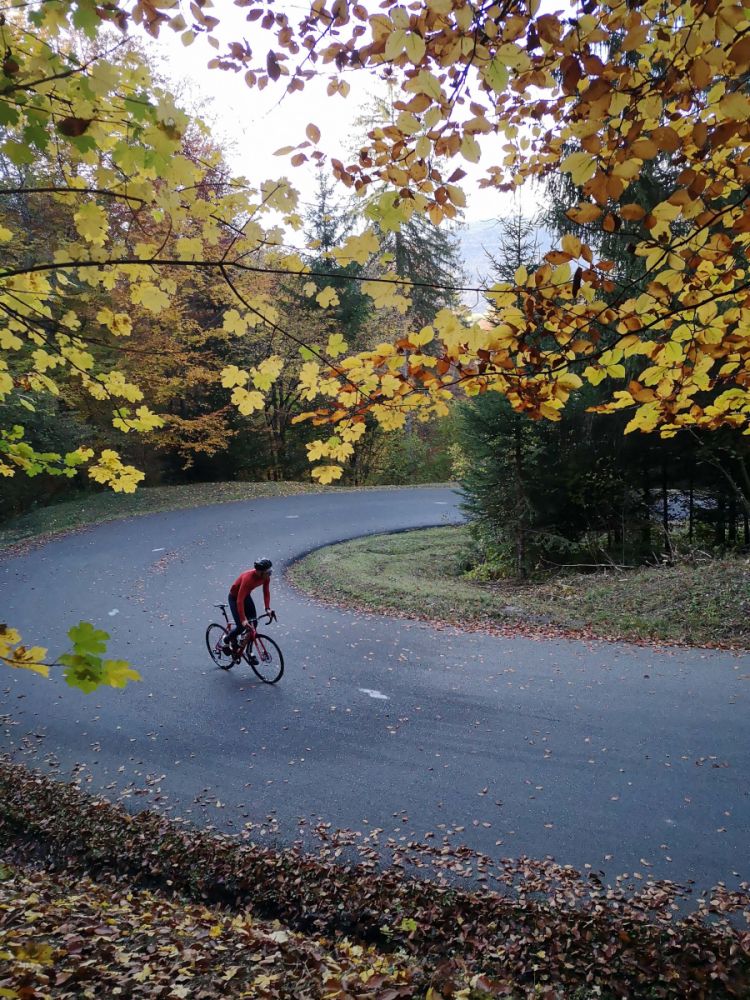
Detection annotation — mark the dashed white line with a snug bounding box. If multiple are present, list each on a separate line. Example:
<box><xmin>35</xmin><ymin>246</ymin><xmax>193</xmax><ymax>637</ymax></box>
<box><xmin>108</xmin><ymin>609</ymin><xmax>119</xmax><ymax>617</ymax></box>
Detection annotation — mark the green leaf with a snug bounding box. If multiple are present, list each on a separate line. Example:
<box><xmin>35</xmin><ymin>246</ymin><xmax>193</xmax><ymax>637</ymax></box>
<box><xmin>67</xmin><ymin>621</ymin><xmax>109</xmax><ymax>655</ymax></box>
<box><xmin>71</xmin><ymin>0</ymin><xmax>101</xmax><ymax>38</ymax></box>
<box><xmin>0</xmin><ymin>104</ymin><xmax>20</xmax><ymax>127</ymax></box>
<box><xmin>59</xmin><ymin>652</ymin><xmax>105</xmax><ymax>693</ymax></box>
<box><xmin>123</xmin><ymin>95</ymin><xmax>153</xmax><ymax>122</ymax></box>
<box><xmin>69</xmin><ymin>134</ymin><xmax>97</xmax><ymax>156</ymax></box>
<box><xmin>23</xmin><ymin>122</ymin><xmax>49</xmax><ymax>152</ymax></box>
<box><xmin>484</xmin><ymin>56</ymin><xmax>509</xmax><ymax>94</ymax></box>
<box><xmin>57</xmin><ymin>622</ymin><xmax>139</xmax><ymax>692</ymax></box>
<box><xmin>2</xmin><ymin>140</ymin><xmax>36</xmax><ymax>166</ymax></box>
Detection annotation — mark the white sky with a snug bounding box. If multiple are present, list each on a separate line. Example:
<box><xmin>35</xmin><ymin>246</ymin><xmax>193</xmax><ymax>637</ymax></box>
<box><xmin>147</xmin><ymin>18</ymin><xmax>530</xmax><ymax>226</ymax></box>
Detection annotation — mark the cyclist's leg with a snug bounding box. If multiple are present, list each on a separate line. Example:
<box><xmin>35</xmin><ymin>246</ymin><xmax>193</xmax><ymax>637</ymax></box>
<box><xmin>225</xmin><ymin>594</ymin><xmax>243</xmax><ymax>650</ymax></box>
<box><xmin>243</xmin><ymin>596</ymin><xmax>259</xmax><ymax>663</ymax></box>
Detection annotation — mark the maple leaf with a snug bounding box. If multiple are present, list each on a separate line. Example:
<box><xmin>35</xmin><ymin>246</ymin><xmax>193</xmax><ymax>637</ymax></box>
<box><xmin>74</xmin><ymin>202</ymin><xmax>108</xmax><ymax>245</ymax></box>
<box><xmin>311</xmin><ymin>464</ymin><xmax>343</xmax><ymax>484</ymax></box>
<box><xmin>316</xmin><ymin>286</ymin><xmax>340</xmax><ymax>309</ymax></box>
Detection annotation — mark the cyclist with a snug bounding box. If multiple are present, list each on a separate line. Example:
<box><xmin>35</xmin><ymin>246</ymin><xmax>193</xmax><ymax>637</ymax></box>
<box><xmin>223</xmin><ymin>558</ymin><xmax>274</xmax><ymax>659</ymax></box>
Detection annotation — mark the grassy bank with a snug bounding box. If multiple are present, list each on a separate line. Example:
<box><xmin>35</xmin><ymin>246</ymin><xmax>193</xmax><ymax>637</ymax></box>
<box><xmin>289</xmin><ymin>525</ymin><xmax>749</xmax><ymax>648</ymax></box>
<box><xmin>1</xmin><ymin>761</ymin><xmax>748</xmax><ymax>998</ymax></box>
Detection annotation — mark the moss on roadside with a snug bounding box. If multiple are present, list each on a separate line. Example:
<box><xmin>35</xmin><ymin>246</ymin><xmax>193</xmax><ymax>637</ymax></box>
<box><xmin>289</xmin><ymin>525</ymin><xmax>749</xmax><ymax>648</ymax></box>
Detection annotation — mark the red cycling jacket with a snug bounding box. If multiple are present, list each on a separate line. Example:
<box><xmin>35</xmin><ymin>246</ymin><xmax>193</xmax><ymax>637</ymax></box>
<box><xmin>229</xmin><ymin>569</ymin><xmax>271</xmax><ymax>617</ymax></box>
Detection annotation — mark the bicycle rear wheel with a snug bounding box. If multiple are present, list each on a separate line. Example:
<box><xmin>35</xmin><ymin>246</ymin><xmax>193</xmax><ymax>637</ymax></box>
<box><xmin>206</xmin><ymin>623</ymin><xmax>233</xmax><ymax>670</ymax></box>
<box><xmin>246</xmin><ymin>632</ymin><xmax>284</xmax><ymax>684</ymax></box>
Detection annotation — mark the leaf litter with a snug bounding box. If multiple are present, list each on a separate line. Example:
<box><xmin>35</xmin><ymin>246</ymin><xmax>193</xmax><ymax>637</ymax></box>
<box><xmin>1</xmin><ymin>760</ymin><xmax>749</xmax><ymax>998</ymax></box>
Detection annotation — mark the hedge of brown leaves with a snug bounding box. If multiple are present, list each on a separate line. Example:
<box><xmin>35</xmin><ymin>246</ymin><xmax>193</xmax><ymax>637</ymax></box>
<box><xmin>0</xmin><ymin>861</ymin><xmax>426</xmax><ymax>999</ymax></box>
<box><xmin>1</xmin><ymin>761</ymin><xmax>748</xmax><ymax>998</ymax></box>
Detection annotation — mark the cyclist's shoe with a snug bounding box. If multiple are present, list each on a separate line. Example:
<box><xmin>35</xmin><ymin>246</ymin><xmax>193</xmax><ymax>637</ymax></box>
<box><xmin>248</xmin><ymin>654</ymin><xmax>259</xmax><ymax>666</ymax></box>
<box><xmin>221</xmin><ymin>642</ymin><xmax>232</xmax><ymax>655</ymax></box>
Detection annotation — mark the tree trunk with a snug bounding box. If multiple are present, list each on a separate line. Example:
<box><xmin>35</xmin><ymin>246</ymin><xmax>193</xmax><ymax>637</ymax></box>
<box><xmin>514</xmin><ymin>417</ymin><xmax>526</xmax><ymax>577</ymax></box>
<box><xmin>641</xmin><ymin>458</ymin><xmax>652</xmax><ymax>554</ymax></box>
<box><xmin>728</xmin><ymin>489</ymin><xmax>737</xmax><ymax>546</ymax></box>
<box><xmin>714</xmin><ymin>492</ymin><xmax>726</xmax><ymax>549</ymax></box>
<box><xmin>661</xmin><ymin>459</ymin><xmax>672</xmax><ymax>562</ymax></box>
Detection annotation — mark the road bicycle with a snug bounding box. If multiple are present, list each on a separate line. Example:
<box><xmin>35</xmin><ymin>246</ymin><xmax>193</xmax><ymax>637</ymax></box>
<box><xmin>205</xmin><ymin>607</ymin><xmax>284</xmax><ymax>684</ymax></box>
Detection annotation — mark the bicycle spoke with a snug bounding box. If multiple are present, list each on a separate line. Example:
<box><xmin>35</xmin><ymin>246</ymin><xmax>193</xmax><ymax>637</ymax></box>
<box><xmin>246</xmin><ymin>633</ymin><xmax>284</xmax><ymax>684</ymax></box>
<box><xmin>205</xmin><ymin>623</ymin><xmax>233</xmax><ymax>670</ymax></box>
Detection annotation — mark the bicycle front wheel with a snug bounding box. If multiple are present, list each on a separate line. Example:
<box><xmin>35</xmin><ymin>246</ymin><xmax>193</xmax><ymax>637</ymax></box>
<box><xmin>246</xmin><ymin>633</ymin><xmax>284</xmax><ymax>684</ymax></box>
<box><xmin>206</xmin><ymin>623</ymin><xmax>233</xmax><ymax>670</ymax></box>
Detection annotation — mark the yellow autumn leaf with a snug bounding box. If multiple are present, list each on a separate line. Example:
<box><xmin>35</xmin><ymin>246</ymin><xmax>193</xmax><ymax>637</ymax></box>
<box><xmin>231</xmin><ymin>387</ymin><xmax>265</xmax><ymax>415</ymax></box>
<box><xmin>561</xmin><ymin>151</ymin><xmax>598</xmax><ymax>185</ymax></box>
<box><xmin>561</xmin><ymin>234</ymin><xmax>582</xmax><ymax>258</ymax></box>
<box><xmin>460</xmin><ymin>134</ymin><xmax>481</xmax><ymax>163</ymax></box>
<box><xmin>306</xmin><ymin>439</ymin><xmax>329</xmax><ymax>461</ymax></box>
<box><xmin>250</xmin><ymin>355</ymin><xmax>283</xmax><ymax>391</ymax></box>
<box><xmin>333</xmin><ymin>230</ymin><xmax>380</xmax><ymax>266</ymax></box>
<box><xmin>327</xmin><ymin>333</ymin><xmax>348</xmax><ymax>357</ymax></box>
<box><xmin>223</xmin><ymin>309</ymin><xmax>248</xmax><ymax>336</ymax></box>
<box><xmin>404</xmin><ymin>31</ymin><xmax>426</xmax><ymax>63</ymax></box>
<box><xmin>131</xmin><ymin>283</ymin><xmax>170</xmax><ymax>314</ymax></box>
<box><xmin>74</xmin><ymin>202</ymin><xmax>108</xmax><ymax>245</ymax></box>
<box><xmin>221</xmin><ymin>365</ymin><xmax>248</xmax><ymax>389</ymax></box>
<box><xmin>412</xmin><ymin>326</ymin><xmax>434</xmax><ymax>347</ymax></box>
<box><xmin>316</xmin><ymin>286</ymin><xmax>340</xmax><ymax>309</ymax></box>
<box><xmin>311</xmin><ymin>464</ymin><xmax>344</xmax><ymax>484</ymax></box>
<box><xmin>384</xmin><ymin>27</ymin><xmax>407</xmax><ymax>61</ymax></box>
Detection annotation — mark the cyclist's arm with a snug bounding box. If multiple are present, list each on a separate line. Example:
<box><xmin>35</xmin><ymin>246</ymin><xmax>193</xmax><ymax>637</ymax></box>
<box><xmin>263</xmin><ymin>576</ymin><xmax>271</xmax><ymax>612</ymax></box>
<box><xmin>237</xmin><ymin>575</ymin><xmax>253</xmax><ymax>627</ymax></box>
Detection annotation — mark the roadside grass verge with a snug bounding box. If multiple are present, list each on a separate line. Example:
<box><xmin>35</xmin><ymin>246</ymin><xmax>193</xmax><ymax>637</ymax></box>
<box><xmin>289</xmin><ymin>525</ymin><xmax>750</xmax><ymax>648</ymax></box>
<box><xmin>1</xmin><ymin>761</ymin><xmax>748</xmax><ymax>998</ymax></box>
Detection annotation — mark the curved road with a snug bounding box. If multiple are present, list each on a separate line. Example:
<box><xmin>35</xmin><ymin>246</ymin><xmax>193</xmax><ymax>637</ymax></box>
<box><xmin>1</xmin><ymin>487</ymin><xmax>748</xmax><ymax>894</ymax></box>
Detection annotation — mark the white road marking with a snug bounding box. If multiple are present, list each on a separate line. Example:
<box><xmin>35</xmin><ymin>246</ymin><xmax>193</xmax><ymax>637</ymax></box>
<box><xmin>108</xmin><ymin>609</ymin><xmax>119</xmax><ymax>617</ymax></box>
<box><xmin>152</xmin><ymin>547</ymin><xmax>165</xmax><ymax>552</ymax></box>
<box><xmin>359</xmin><ymin>688</ymin><xmax>389</xmax><ymax>700</ymax></box>
<box><xmin>286</xmin><ymin>515</ymin><xmax>299</xmax><ymax>518</ymax></box>
<box><xmin>434</xmin><ymin>501</ymin><xmax>448</xmax><ymax>505</ymax></box>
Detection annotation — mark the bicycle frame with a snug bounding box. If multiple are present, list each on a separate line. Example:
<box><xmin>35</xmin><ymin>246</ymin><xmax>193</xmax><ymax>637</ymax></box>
<box><xmin>216</xmin><ymin>606</ymin><xmax>276</xmax><ymax>654</ymax></box>
<box><xmin>207</xmin><ymin>606</ymin><xmax>283</xmax><ymax>683</ymax></box>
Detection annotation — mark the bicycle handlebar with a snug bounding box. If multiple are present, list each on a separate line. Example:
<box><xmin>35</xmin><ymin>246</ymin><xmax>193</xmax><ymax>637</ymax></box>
<box><xmin>248</xmin><ymin>610</ymin><xmax>277</xmax><ymax>627</ymax></box>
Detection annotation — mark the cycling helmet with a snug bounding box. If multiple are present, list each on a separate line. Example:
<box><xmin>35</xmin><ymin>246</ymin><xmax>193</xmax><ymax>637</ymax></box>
<box><xmin>254</xmin><ymin>558</ymin><xmax>273</xmax><ymax>573</ymax></box>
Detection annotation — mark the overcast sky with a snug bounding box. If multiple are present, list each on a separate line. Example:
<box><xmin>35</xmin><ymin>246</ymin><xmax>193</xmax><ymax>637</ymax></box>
<box><xmin>147</xmin><ymin>19</ymin><xmax>533</xmax><ymax>226</ymax></box>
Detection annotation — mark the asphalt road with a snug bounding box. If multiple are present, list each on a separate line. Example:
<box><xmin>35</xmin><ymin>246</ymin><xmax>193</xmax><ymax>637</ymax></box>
<box><xmin>1</xmin><ymin>487</ymin><xmax>748</xmax><ymax>895</ymax></box>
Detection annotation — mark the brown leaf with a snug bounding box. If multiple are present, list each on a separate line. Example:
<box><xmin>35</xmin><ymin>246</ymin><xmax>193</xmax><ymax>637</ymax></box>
<box><xmin>57</xmin><ymin>117</ymin><xmax>93</xmax><ymax>137</ymax></box>
<box><xmin>266</xmin><ymin>50</ymin><xmax>281</xmax><ymax>81</ymax></box>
